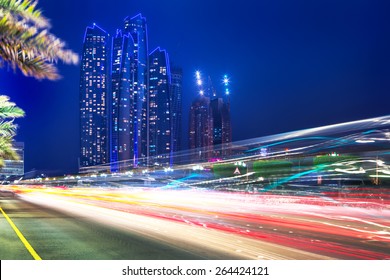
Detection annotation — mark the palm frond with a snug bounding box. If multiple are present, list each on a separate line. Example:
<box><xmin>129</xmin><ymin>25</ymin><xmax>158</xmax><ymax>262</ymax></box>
<box><xmin>0</xmin><ymin>121</ymin><xmax>18</xmax><ymax>137</ymax></box>
<box><xmin>0</xmin><ymin>96</ymin><xmax>24</xmax><ymax>161</ymax></box>
<box><xmin>0</xmin><ymin>0</ymin><xmax>49</xmax><ymax>28</ymax></box>
<box><xmin>0</xmin><ymin>95</ymin><xmax>25</xmax><ymax>118</ymax></box>
<box><xmin>0</xmin><ymin>105</ymin><xmax>24</xmax><ymax>118</ymax></box>
<box><xmin>0</xmin><ymin>14</ymin><xmax>78</xmax><ymax>64</ymax></box>
<box><xmin>0</xmin><ymin>0</ymin><xmax>78</xmax><ymax>80</ymax></box>
<box><xmin>0</xmin><ymin>46</ymin><xmax>60</xmax><ymax>79</ymax></box>
<box><xmin>0</xmin><ymin>135</ymin><xmax>19</xmax><ymax>160</ymax></box>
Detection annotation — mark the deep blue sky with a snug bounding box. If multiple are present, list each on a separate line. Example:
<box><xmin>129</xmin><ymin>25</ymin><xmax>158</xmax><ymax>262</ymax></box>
<box><xmin>1</xmin><ymin>0</ymin><xmax>389</xmax><ymax>174</ymax></box>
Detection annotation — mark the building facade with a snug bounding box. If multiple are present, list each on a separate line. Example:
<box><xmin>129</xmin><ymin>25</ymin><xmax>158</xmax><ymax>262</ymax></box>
<box><xmin>79</xmin><ymin>24</ymin><xmax>110</xmax><ymax>169</ymax></box>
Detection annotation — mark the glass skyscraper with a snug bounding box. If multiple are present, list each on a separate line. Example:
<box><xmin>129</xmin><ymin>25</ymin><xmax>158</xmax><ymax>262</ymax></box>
<box><xmin>79</xmin><ymin>24</ymin><xmax>110</xmax><ymax>169</ymax></box>
<box><xmin>124</xmin><ymin>14</ymin><xmax>149</xmax><ymax>166</ymax></box>
<box><xmin>148</xmin><ymin>47</ymin><xmax>172</xmax><ymax>165</ymax></box>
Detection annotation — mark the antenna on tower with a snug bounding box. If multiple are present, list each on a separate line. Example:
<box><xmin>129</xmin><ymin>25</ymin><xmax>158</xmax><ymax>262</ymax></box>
<box><xmin>223</xmin><ymin>74</ymin><xmax>230</xmax><ymax>104</ymax></box>
<box><xmin>206</xmin><ymin>75</ymin><xmax>216</xmax><ymax>98</ymax></box>
<box><xmin>195</xmin><ymin>70</ymin><xmax>204</xmax><ymax>96</ymax></box>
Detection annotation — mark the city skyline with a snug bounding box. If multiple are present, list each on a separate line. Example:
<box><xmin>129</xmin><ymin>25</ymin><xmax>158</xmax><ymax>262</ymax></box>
<box><xmin>80</xmin><ymin>14</ymin><xmax>185</xmax><ymax>171</ymax></box>
<box><xmin>0</xmin><ymin>0</ymin><xmax>389</xmax><ymax>174</ymax></box>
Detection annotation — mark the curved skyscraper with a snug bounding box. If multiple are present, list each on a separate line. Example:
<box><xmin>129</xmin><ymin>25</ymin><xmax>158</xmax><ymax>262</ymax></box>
<box><xmin>124</xmin><ymin>14</ymin><xmax>149</xmax><ymax>166</ymax></box>
<box><xmin>110</xmin><ymin>30</ymin><xmax>134</xmax><ymax>171</ymax></box>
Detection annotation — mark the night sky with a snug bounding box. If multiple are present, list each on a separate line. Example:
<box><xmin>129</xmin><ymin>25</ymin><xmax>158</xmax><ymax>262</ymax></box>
<box><xmin>1</xmin><ymin>0</ymin><xmax>389</xmax><ymax>175</ymax></box>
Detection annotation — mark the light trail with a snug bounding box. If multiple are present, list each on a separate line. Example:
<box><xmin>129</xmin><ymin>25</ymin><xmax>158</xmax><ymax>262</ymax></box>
<box><xmin>18</xmin><ymin>191</ymin><xmax>329</xmax><ymax>260</ymax></box>
<box><xmin>7</xmin><ymin>185</ymin><xmax>390</xmax><ymax>259</ymax></box>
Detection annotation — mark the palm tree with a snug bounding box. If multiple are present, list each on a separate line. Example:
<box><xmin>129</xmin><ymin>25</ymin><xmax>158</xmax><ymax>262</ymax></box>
<box><xmin>0</xmin><ymin>95</ymin><xmax>24</xmax><ymax>167</ymax></box>
<box><xmin>0</xmin><ymin>0</ymin><xmax>78</xmax><ymax>80</ymax></box>
<box><xmin>0</xmin><ymin>1</ymin><xmax>78</xmax><ymax>168</ymax></box>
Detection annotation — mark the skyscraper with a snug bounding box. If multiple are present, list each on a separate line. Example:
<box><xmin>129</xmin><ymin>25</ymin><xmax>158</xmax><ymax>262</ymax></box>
<box><xmin>110</xmin><ymin>30</ymin><xmax>134</xmax><ymax>171</ymax></box>
<box><xmin>148</xmin><ymin>47</ymin><xmax>172</xmax><ymax>165</ymax></box>
<box><xmin>189</xmin><ymin>73</ymin><xmax>232</xmax><ymax>161</ymax></box>
<box><xmin>79</xmin><ymin>24</ymin><xmax>110</xmax><ymax>169</ymax></box>
<box><xmin>170</xmin><ymin>67</ymin><xmax>183</xmax><ymax>154</ymax></box>
<box><xmin>124</xmin><ymin>14</ymin><xmax>149</xmax><ymax>166</ymax></box>
<box><xmin>221</xmin><ymin>74</ymin><xmax>232</xmax><ymax>157</ymax></box>
<box><xmin>210</xmin><ymin>98</ymin><xmax>224</xmax><ymax>146</ymax></box>
<box><xmin>210</xmin><ymin>97</ymin><xmax>232</xmax><ymax>157</ymax></box>
<box><xmin>189</xmin><ymin>96</ymin><xmax>213</xmax><ymax>162</ymax></box>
